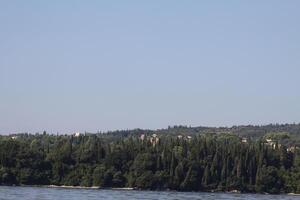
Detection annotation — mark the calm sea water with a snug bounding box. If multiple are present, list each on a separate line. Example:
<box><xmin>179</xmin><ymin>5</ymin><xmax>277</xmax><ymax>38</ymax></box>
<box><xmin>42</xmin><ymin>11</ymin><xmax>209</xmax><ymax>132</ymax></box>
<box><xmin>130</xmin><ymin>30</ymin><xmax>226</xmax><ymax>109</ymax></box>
<box><xmin>0</xmin><ymin>186</ymin><xmax>299</xmax><ymax>200</ymax></box>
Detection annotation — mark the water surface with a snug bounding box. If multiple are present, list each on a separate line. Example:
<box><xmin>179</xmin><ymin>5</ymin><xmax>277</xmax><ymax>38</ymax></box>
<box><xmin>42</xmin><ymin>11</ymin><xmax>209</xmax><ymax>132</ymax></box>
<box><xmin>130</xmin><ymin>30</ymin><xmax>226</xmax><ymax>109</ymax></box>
<box><xmin>0</xmin><ymin>186</ymin><xmax>299</xmax><ymax>200</ymax></box>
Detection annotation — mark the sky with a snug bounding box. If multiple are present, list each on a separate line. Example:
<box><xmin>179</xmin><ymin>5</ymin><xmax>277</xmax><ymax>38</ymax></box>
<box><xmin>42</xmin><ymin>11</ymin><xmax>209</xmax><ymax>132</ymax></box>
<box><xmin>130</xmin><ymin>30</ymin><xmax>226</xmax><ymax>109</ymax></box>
<box><xmin>1</xmin><ymin>1</ymin><xmax>300</xmax><ymax>134</ymax></box>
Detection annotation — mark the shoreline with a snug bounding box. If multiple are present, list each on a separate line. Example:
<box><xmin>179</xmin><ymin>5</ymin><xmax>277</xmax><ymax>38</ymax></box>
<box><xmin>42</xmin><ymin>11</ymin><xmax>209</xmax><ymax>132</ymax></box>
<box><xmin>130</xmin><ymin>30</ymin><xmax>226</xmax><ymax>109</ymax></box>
<box><xmin>22</xmin><ymin>184</ymin><xmax>135</xmax><ymax>191</ymax></box>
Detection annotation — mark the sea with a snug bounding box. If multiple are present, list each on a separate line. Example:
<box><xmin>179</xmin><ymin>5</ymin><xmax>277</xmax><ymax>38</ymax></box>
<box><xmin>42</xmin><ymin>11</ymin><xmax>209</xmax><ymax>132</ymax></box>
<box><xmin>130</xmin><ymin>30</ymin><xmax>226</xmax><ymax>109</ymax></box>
<box><xmin>0</xmin><ymin>186</ymin><xmax>299</xmax><ymax>200</ymax></box>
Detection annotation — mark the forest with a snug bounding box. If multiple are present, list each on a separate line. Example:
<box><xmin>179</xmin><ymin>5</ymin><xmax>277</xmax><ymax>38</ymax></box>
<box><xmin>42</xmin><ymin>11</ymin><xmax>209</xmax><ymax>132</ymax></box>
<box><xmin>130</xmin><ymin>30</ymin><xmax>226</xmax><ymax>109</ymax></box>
<box><xmin>0</xmin><ymin>124</ymin><xmax>300</xmax><ymax>194</ymax></box>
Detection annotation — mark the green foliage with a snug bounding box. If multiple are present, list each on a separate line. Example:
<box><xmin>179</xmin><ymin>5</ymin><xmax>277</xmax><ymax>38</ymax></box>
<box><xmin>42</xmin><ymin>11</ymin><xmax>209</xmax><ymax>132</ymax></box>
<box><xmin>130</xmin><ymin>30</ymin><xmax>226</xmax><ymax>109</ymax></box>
<box><xmin>0</xmin><ymin>125</ymin><xmax>300</xmax><ymax>194</ymax></box>
<box><xmin>255</xmin><ymin>166</ymin><xmax>283</xmax><ymax>194</ymax></box>
<box><xmin>263</xmin><ymin>132</ymin><xmax>290</xmax><ymax>141</ymax></box>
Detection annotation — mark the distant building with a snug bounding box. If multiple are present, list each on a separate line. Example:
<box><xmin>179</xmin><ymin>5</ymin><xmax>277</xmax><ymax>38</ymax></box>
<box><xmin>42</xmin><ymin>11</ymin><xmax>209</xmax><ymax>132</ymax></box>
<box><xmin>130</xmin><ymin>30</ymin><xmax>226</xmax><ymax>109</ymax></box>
<box><xmin>74</xmin><ymin>132</ymin><xmax>81</xmax><ymax>137</ymax></box>
<box><xmin>266</xmin><ymin>139</ymin><xmax>273</xmax><ymax>143</ymax></box>
<box><xmin>265</xmin><ymin>138</ymin><xmax>279</xmax><ymax>149</ymax></box>
<box><xmin>11</xmin><ymin>136</ymin><xmax>18</xmax><ymax>140</ymax></box>
<box><xmin>287</xmin><ymin>146</ymin><xmax>299</xmax><ymax>153</ymax></box>
<box><xmin>241</xmin><ymin>138</ymin><xmax>248</xmax><ymax>143</ymax></box>
<box><xmin>177</xmin><ymin>135</ymin><xmax>183</xmax><ymax>139</ymax></box>
<box><xmin>149</xmin><ymin>134</ymin><xmax>159</xmax><ymax>146</ymax></box>
<box><xmin>177</xmin><ymin>135</ymin><xmax>192</xmax><ymax>141</ymax></box>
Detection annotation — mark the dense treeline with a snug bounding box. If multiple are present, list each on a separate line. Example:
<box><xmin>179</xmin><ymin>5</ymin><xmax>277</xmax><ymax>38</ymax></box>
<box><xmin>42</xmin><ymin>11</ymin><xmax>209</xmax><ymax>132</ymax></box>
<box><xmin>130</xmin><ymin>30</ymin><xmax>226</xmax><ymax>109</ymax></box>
<box><xmin>0</xmin><ymin>130</ymin><xmax>300</xmax><ymax>194</ymax></box>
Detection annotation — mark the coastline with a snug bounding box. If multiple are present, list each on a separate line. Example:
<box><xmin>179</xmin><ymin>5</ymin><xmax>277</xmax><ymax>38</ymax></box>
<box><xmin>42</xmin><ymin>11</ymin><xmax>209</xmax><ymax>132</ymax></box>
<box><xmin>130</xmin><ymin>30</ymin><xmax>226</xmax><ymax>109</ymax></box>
<box><xmin>287</xmin><ymin>193</ymin><xmax>300</xmax><ymax>196</ymax></box>
<box><xmin>22</xmin><ymin>184</ymin><xmax>135</xmax><ymax>191</ymax></box>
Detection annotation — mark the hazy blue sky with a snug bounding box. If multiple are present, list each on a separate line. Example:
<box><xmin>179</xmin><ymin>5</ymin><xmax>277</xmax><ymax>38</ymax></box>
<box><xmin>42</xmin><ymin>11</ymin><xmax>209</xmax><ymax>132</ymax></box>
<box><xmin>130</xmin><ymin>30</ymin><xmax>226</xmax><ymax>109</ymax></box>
<box><xmin>1</xmin><ymin>1</ymin><xmax>300</xmax><ymax>134</ymax></box>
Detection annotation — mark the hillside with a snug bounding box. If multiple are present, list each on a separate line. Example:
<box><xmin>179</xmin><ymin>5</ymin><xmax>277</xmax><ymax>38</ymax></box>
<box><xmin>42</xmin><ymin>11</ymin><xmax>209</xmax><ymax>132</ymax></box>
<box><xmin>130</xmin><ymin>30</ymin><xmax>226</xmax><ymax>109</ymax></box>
<box><xmin>1</xmin><ymin>123</ymin><xmax>300</xmax><ymax>194</ymax></box>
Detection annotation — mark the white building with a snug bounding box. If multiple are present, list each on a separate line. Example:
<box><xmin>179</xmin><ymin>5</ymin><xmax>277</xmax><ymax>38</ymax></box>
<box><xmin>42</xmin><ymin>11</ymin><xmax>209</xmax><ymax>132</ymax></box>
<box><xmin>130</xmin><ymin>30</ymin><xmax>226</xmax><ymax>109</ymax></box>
<box><xmin>74</xmin><ymin>132</ymin><xmax>81</xmax><ymax>137</ymax></box>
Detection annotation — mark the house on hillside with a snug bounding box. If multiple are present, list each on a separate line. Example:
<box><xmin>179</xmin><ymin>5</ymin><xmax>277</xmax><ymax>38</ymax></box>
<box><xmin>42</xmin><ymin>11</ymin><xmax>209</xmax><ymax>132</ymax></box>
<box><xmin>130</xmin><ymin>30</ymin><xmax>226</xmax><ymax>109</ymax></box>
<box><xmin>11</xmin><ymin>136</ymin><xmax>18</xmax><ymax>140</ymax></box>
<box><xmin>187</xmin><ymin>136</ymin><xmax>192</xmax><ymax>140</ymax></box>
<box><xmin>287</xmin><ymin>145</ymin><xmax>299</xmax><ymax>153</ymax></box>
<box><xmin>241</xmin><ymin>137</ymin><xmax>248</xmax><ymax>143</ymax></box>
<box><xmin>140</xmin><ymin>134</ymin><xmax>145</xmax><ymax>141</ymax></box>
<box><xmin>177</xmin><ymin>135</ymin><xmax>183</xmax><ymax>139</ymax></box>
<box><xmin>265</xmin><ymin>138</ymin><xmax>281</xmax><ymax>149</ymax></box>
<box><xmin>149</xmin><ymin>134</ymin><xmax>159</xmax><ymax>146</ymax></box>
<box><xmin>74</xmin><ymin>132</ymin><xmax>81</xmax><ymax>137</ymax></box>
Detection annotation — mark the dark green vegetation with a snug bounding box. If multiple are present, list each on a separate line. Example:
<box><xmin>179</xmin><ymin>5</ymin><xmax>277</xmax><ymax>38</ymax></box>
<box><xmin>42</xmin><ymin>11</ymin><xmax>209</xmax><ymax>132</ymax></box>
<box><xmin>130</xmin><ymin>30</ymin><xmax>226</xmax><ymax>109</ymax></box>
<box><xmin>1</xmin><ymin>124</ymin><xmax>300</xmax><ymax>194</ymax></box>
